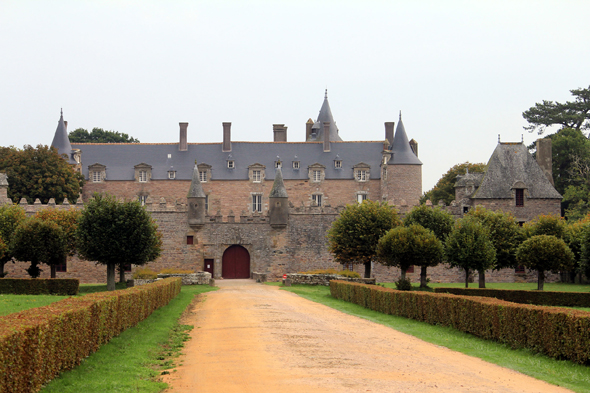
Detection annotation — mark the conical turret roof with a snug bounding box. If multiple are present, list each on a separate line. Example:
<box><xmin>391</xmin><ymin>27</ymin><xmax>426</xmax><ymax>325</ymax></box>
<box><xmin>269</xmin><ymin>167</ymin><xmax>288</xmax><ymax>198</ymax></box>
<box><xmin>51</xmin><ymin>109</ymin><xmax>76</xmax><ymax>164</ymax></box>
<box><xmin>308</xmin><ymin>90</ymin><xmax>343</xmax><ymax>142</ymax></box>
<box><xmin>389</xmin><ymin>114</ymin><xmax>422</xmax><ymax>165</ymax></box>
<box><xmin>187</xmin><ymin>163</ymin><xmax>206</xmax><ymax>198</ymax></box>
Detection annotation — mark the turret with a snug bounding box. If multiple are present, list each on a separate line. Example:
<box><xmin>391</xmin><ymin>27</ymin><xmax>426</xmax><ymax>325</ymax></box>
<box><xmin>187</xmin><ymin>162</ymin><xmax>206</xmax><ymax>230</ymax></box>
<box><xmin>268</xmin><ymin>166</ymin><xmax>289</xmax><ymax>228</ymax></box>
<box><xmin>51</xmin><ymin>109</ymin><xmax>77</xmax><ymax>165</ymax></box>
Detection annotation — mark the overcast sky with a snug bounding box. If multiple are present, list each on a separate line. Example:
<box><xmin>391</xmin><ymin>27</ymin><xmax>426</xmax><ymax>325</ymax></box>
<box><xmin>1</xmin><ymin>1</ymin><xmax>589</xmax><ymax>191</ymax></box>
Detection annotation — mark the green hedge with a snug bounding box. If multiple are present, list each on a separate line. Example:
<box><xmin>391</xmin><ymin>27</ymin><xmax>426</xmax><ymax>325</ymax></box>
<box><xmin>330</xmin><ymin>280</ymin><xmax>590</xmax><ymax>364</ymax></box>
<box><xmin>434</xmin><ymin>287</ymin><xmax>590</xmax><ymax>307</ymax></box>
<box><xmin>0</xmin><ymin>278</ymin><xmax>79</xmax><ymax>296</ymax></box>
<box><xmin>0</xmin><ymin>277</ymin><xmax>182</xmax><ymax>393</ymax></box>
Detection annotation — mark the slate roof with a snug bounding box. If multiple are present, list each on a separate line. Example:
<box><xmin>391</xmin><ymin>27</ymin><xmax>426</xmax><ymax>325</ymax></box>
<box><xmin>389</xmin><ymin>116</ymin><xmax>422</xmax><ymax>165</ymax></box>
<box><xmin>72</xmin><ymin>141</ymin><xmax>386</xmax><ymax>181</ymax></box>
<box><xmin>307</xmin><ymin>90</ymin><xmax>343</xmax><ymax>142</ymax></box>
<box><xmin>472</xmin><ymin>142</ymin><xmax>561</xmax><ymax>199</ymax></box>
<box><xmin>51</xmin><ymin>110</ymin><xmax>77</xmax><ymax>165</ymax></box>
<box><xmin>269</xmin><ymin>167</ymin><xmax>288</xmax><ymax>198</ymax></box>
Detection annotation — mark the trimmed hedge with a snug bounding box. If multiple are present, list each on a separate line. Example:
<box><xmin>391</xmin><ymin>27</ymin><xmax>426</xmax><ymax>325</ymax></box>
<box><xmin>434</xmin><ymin>287</ymin><xmax>590</xmax><ymax>308</ymax></box>
<box><xmin>0</xmin><ymin>278</ymin><xmax>79</xmax><ymax>296</ymax></box>
<box><xmin>0</xmin><ymin>277</ymin><xmax>182</xmax><ymax>393</ymax></box>
<box><xmin>330</xmin><ymin>280</ymin><xmax>590</xmax><ymax>364</ymax></box>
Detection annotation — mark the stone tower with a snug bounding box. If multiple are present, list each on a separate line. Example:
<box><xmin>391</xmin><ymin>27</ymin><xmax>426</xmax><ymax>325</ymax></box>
<box><xmin>269</xmin><ymin>166</ymin><xmax>289</xmax><ymax>228</ymax></box>
<box><xmin>187</xmin><ymin>163</ymin><xmax>206</xmax><ymax>229</ymax></box>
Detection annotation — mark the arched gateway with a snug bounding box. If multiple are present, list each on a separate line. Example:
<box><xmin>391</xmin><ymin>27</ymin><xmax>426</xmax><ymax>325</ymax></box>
<box><xmin>221</xmin><ymin>245</ymin><xmax>250</xmax><ymax>279</ymax></box>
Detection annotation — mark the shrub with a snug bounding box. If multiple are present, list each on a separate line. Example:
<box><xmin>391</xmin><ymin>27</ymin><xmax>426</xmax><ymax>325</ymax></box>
<box><xmin>395</xmin><ymin>278</ymin><xmax>412</xmax><ymax>291</ymax></box>
<box><xmin>158</xmin><ymin>268</ymin><xmax>195</xmax><ymax>275</ymax></box>
<box><xmin>336</xmin><ymin>270</ymin><xmax>361</xmax><ymax>278</ymax></box>
<box><xmin>0</xmin><ymin>278</ymin><xmax>78</xmax><ymax>295</ymax></box>
<box><xmin>132</xmin><ymin>268</ymin><xmax>158</xmax><ymax>280</ymax></box>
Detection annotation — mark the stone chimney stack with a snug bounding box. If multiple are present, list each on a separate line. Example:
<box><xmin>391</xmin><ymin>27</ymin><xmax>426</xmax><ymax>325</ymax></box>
<box><xmin>385</xmin><ymin>122</ymin><xmax>394</xmax><ymax>147</ymax></box>
<box><xmin>536</xmin><ymin>138</ymin><xmax>554</xmax><ymax>186</ymax></box>
<box><xmin>222</xmin><ymin>122</ymin><xmax>232</xmax><ymax>152</ymax></box>
<box><xmin>323</xmin><ymin>122</ymin><xmax>330</xmax><ymax>152</ymax></box>
<box><xmin>306</xmin><ymin>118</ymin><xmax>314</xmax><ymax>140</ymax></box>
<box><xmin>0</xmin><ymin>173</ymin><xmax>8</xmax><ymax>204</ymax></box>
<box><xmin>273</xmin><ymin>124</ymin><xmax>287</xmax><ymax>142</ymax></box>
<box><xmin>64</xmin><ymin>121</ymin><xmax>68</xmax><ymax>130</ymax></box>
<box><xmin>179</xmin><ymin>122</ymin><xmax>188</xmax><ymax>151</ymax></box>
<box><xmin>409</xmin><ymin>139</ymin><xmax>418</xmax><ymax>157</ymax></box>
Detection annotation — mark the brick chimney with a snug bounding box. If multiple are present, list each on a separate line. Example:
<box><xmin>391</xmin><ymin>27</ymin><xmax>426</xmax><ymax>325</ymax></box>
<box><xmin>222</xmin><ymin>122</ymin><xmax>232</xmax><ymax>152</ymax></box>
<box><xmin>306</xmin><ymin>118</ymin><xmax>314</xmax><ymax>140</ymax></box>
<box><xmin>64</xmin><ymin>121</ymin><xmax>68</xmax><ymax>131</ymax></box>
<box><xmin>385</xmin><ymin>122</ymin><xmax>394</xmax><ymax>147</ymax></box>
<box><xmin>323</xmin><ymin>122</ymin><xmax>330</xmax><ymax>152</ymax></box>
<box><xmin>179</xmin><ymin>122</ymin><xmax>188</xmax><ymax>151</ymax></box>
<box><xmin>273</xmin><ymin>124</ymin><xmax>287</xmax><ymax>142</ymax></box>
<box><xmin>536</xmin><ymin>138</ymin><xmax>554</xmax><ymax>186</ymax></box>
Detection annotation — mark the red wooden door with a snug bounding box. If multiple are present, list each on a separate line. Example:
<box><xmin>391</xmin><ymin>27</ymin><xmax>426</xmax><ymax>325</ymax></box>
<box><xmin>204</xmin><ymin>258</ymin><xmax>214</xmax><ymax>276</ymax></box>
<box><xmin>222</xmin><ymin>245</ymin><xmax>250</xmax><ymax>279</ymax></box>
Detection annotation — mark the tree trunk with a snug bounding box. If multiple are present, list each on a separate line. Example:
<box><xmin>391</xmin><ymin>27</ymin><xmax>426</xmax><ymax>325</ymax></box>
<box><xmin>537</xmin><ymin>270</ymin><xmax>545</xmax><ymax>291</ymax></box>
<box><xmin>478</xmin><ymin>270</ymin><xmax>486</xmax><ymax>288</ymax></box>
<box><xmin>119</xmin><ymin>266</ymin><xmax>126</xmax><ymax>283</ymax></box>
<box><xmin>401</xmin><ymin>268</ymin><xmax>407</xmax><ymax>281</ymax></box>
<box><xmin>107</xmin><ymin>263</ymin><xmax>116</xmax><ymax>291</ymax></box>
<box><xmin>0</xmin><ymin>261</ymin><xmax>4</xmax><ymax>277</ymax></box>
<box><xmin>364</xmin><ymin>261</ymin><xmax>371</xmax><ymax>278</ymax></box>
<box><xmin>464</xmin><ymin>268</ymin><xmax>470</xmax><ymax>288</ymax></box>
<box><xmin>50</xmin><ymin>265</ymin><xmax>56</xmax><ymax>279</ymax></box>
<box><xmin>420</xmin><ymin>266</ymin><xmax>428</xmax><ymax>288</ymax></box>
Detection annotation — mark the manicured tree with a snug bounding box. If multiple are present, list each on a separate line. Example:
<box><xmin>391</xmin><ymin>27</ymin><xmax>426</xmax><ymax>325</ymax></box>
<box><xmin>76</xmin><ymin>193</ymin><xmax>163</xmax><ymax>290</ymax></box>
<box><xmin>522</xmin><ymin>214</ymin><xmax>566</xmax><ymax>239</ymax></box>
<box><xmin>403</xmin><ymin>205</ymin><xmax>453</xmax><ymax>287</ymax></box>
<box><xmin>517</xmin><ymin>235</ymin><xmax>574</xmax><ymax>290</ymax></box>
<box><xmin>35</xmin><ymin>209</ymin><xmax>81</xmax><ymax>278</ymax></box>
<box><xmin>0</xmin><ymin>204</ymin><xmax>26</xmax><ymax>277</ymax></box>
<box><xmin>445</xmin><ymin>217</ymin><xmax>496</xmax><ymax>288</ymax></box>
<box><xmin>376</xmin><ymin>225</ymin><xmax>444</xmax><ymax>283</ymax></box>
<box><xmin>466</xmin><ymin>206</ymin><xmax>523</xmax><ymax>288</ymax></box>
<box><xmin>11</xmin><ymin>218</ymin><xmax>66</xmax><ymax>278</ymax></box>
<box><xmin>0</xmin><ymin>237</ymin><xmax>6</xmax><ymax>260</ymax></box>
<box><xmin>327</xmin><ymin>200</ymin><xmax>401</xmax><ymax>278</ymax></box>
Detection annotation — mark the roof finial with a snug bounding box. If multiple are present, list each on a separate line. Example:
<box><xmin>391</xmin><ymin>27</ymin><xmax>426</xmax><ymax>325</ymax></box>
<box><xmin>498</xmin><ymin>134</ymin><xmax>501</xmax><ymax>143</ymax></box>
<box><xmin>60</xmin><ymin>108</ymin><xmax>63</xmax><ymax>117</ymax></box>
<box><xmin>324</xmin><ymin>88</ymin><xmax>328</xmax><ymax>99</ymax></box>
<box><xmin>521</xmin><ymin>134</ymin><xmax>524</xmax><ymax>143</ymax></box>
<box><xmin>399</xmin><ymin>110</ymin><xmax>402</xmax><ymax>120</ymax></box>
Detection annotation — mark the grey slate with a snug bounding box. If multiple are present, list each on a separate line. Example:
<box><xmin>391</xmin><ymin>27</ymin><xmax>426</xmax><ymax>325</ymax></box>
<box><xmin>187</xmin><ymin>163</ymin><xmax>206</xmax><ymax>198</ymax></box>
<box><xmin>308</xmin><ymin>90</ymin><xmax>343</xmax><ymax>142</ymax></box>
<box><xmin>472</xmin><ymin>142</ymin><xmax>561</xmax><ymax>199</ymax></box>
<box><xmin>389</xmin><ymin>117</ymin><xmax>422</xmax><ymax>165</ymax></box>
<box><xmin>51</xmin><ymin>110</ymin><xmax>77</xmax><ymax>165</ymax></box>
<box><xmin>269</xmin><ymin>167</ymin><xmax>288</xmax><ymax>198</ymax></box>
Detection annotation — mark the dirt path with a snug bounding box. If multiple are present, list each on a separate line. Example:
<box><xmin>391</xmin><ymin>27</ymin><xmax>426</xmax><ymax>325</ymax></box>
<box><xmin>163</xmin><ymin>280</ymin><xmax>572</xmax><ymax>393</ymax></box>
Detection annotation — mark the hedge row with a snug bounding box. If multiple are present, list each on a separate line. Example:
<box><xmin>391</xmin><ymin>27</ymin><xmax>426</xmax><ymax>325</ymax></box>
<box><xmin>0</xmin><ymin>277</ymin><xmax>182</xmax><ymax>393</ymax></box>
<box><xmin>434</xmin><ymin>287</ymin><xmax>590</xmax><ymax>308</ymax></box>
<box><xmin>330</xmin><ymin>280</ymin><xmax>590</xmax><ymax>364</ymax></box>
<box><xmin>0</xmin><ymin>278</ymin><xmax>79</xmax><ymax>296</ymax></box>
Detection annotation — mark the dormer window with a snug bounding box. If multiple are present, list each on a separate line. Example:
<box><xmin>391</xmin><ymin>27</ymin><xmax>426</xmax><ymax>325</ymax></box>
<box><xmin>168</xmin><ymin>171</ymin><xmax>176</xmax><ymax>179</ymax></box>
<box><xmin>88</xmin><ymin>163</ymin><xmax>106</xmax><ymax>183</ymax></box>
<box><xmin>334</xmin><ymin>160</ymin><xmax>342</xmax><ymax>169</ymax></box>
<box><xmin>293</xmin><ymin>161</ymin><xmax>300</xmax><ymax>170</ymax></box>
<box><xmin>199</xmin><ymin>171</ymin><xmax>207</xmax><ymax>182</ymax></box>
<box><xmin>308</xmin><ymin>163</ymin><xmax>325</xmax><ymax>183</ymax></box>
<box><xmin>353</xmin><ymin>163</ymin><xmax>371</xmax><ymax>183</ymax></box>
<box><xmin>356</xmin><ymin>170</ymin><xmax>367</xmax><ymax>182</ymax></box>
<box><xmin>139</xmin><ymin>170</ymin><xmax>148</xmax><ymax>182</ymax></box>
<box><xmin>134</xmin><ymin>163</ymin><xmax>152</xmax><ymax>183</ymax></box>
<box><xmin>516</xmin><ymin>189</ymin><xmax>524</xmax><ymax>207</ymax></box>
<box><xmin>248</xmin><ymin>163</ymin><xmax>265</xmax><ymax>183</ymax></box>
<box><xmin>253</xmin><ymin>170</ymin><xmax>261</xmax><ymax>182</ymax></box>
<box><xmin>198</xmin><ymin>163</ymin><xmax>212</xmax><ymax>183</ymax></box>
<box><xmin>227</xmin><ymin>160</ymin><xmax>235</xmax><ymax>169</ymax></box>
<box><xmin>92</xmin><ymin>171</ymin><xmax>101</xmax><ymax>183</ymax></box>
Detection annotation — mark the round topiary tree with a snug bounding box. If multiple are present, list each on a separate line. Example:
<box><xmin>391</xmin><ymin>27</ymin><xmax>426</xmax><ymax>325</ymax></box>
<box><xmin>516</xmin><ymin>234</ymin><xmax>574</xmax><ymax>290</ymax></box>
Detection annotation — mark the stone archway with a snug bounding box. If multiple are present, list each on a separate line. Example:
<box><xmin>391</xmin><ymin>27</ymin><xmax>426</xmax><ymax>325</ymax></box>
<box><xmin>221</xmin><ymin>245</ymin><xmax>250</xmax><ymax>279</ymax></box>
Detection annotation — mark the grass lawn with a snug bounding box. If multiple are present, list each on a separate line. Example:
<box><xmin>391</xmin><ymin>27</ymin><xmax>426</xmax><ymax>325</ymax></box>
<box><xmin>411</xmin><ymin>282</ymin><xmax>590</xmax><ymax>292</ymax></box>
<box><xmin>40</xmin><ymin>284</ymin><xmax>217</xmax><ymax>393</ymax></box>
<box><xmin>274</xmin><ymin>283</ymin><xmax>590</xmax><ymax>393</ymax></box>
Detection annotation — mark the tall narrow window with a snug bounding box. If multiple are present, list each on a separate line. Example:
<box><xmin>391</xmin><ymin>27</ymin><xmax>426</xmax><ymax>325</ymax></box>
<box><xmin>313</xmin><ymin>170</ymin><xmax>321</xmax><ymax>182</ymax></box>
<box><xmin>312</xmin><ymin>194</ymin><xmax>322</xmax><ymax>207</ymax></box>
<box><xmin>205</xmin><ymin>195</ymin><xmax>209</xmax><ymax>212</ymax></box>
<box><xmin>199</xmin><ymin>170</ymin><xmax>207</xmax><ymax>182</ymax></box>
<box><xmin>515</xmin><ymin>189</ymin><xmax>524</xmax><ymax>207</ymax></box>
<box><xmin>252</xmin><ymin>170</ymin><xmax>261</xmax><ymax>182</ymax></box>
<box><xmin>138</xmin><ymin>195</ymin><xmax>147</xmax><ymax>206</ymax></box>
<box><xmin>357</xmin><ymin>193</ymin><xmax>367</xmax><ymax>203</ymax></box>
<box><xmin>356</xmin><ymin>170</ymin><xmax>367</xmax><ymax>182</ymax></box>
<box><xmin>92</xmin><ymin>171</ymin><xmax>101</xmax><ymax>183</ymax></box>
<box><xmin>139</xmin><ymin>170</ymin><xmax>147</xmax><ymax>183</ymax></box>
<box><xmin>252</xmin><ymin>194</ymin><xmax>262</xmax><ymax>212</ymax></box>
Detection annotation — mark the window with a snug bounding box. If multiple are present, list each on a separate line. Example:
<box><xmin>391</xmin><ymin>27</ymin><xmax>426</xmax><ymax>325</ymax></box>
<box><xmin>356</xmin><ymin>170</ymin><xmax>367</xmax><ymax>182</ymax></box>
<box><xmin>187</xmin><ymin>236</ymin><xmax>194</xmax><ymax>245</ymax></box>
<box><xmin>252</xmin><ymin>194</ymin><xmax>262</xmax><ymax>212</ymax></box>
<box><xmin>275</xmin><ymin>161</ymin><xmax>282</xmax><ymax>169</ymax></box>
<box><xmin>515</xmin><ymin>265</ymin><xmax>525</xmax><ymax>274</ymax></box>
<box><xmin>138</xmin><ymin>195</ymin><xmax>147</xmax><ymax>206</ymax></box>
<box><xmin>199</xmin><ymin>170</ymin><xmax>207</xmax><ymax>182</ymax></box>
<box><xmin>463</xmin><ymin>206</ymin><xmax>469</xmax><ymax>214</ymax></box>
<box><xmin>312</xmin><ymin>194</ymin><xmax>322</xmax><ymax>207</ymax></box>
<box><xmin>343</xmin><ymin>263</ymin><xmax>354</xmax><ymax>272</ymax></box>
<box><xmin>516</xmin><ymin>189</ymin><xmax>524</xmax><ymax>207</ymax></box>
<box><xmin>123</xmin><ymin>264</ymin><xmax>132</xmax><ymax>272</ymax></box>
<box><xmin>92</xmin><ymin>171</ymin><xmax>101</xmax><ymax>183</ymax></box>
<box><xmin>168</xmin><ymin>171</ymin><xmax>176</xmax><ymax>179</ymax></box>
<box><xmin>293</xmin><ymin>161</ymin><xmax>300</xmax><ymax>170</ymax></box>
<box><xmin>357</xmin><ymin>193</ymin><xmax>367</xmax><ymax>203</ymax></box>
<box><xmin>139</xmin><ymin>170</ymin><xmax>147</xmax><ymax>183</ymax></box>
<box><xmin>252</xmin><ymin>170</ymin><xmax>261</xmax><ymax>182</ymax></box>
<box><xmin>407</xmin><ymin>265</ymin><xmax>415</xmax><ymax>273</ymax></box>
<box><xmin>334</xmin><ymin>160</ymin><xmax>342</xmax><ymax>169</ymax></box>
<box><xmin>227</xmin><ymin>160</ymin><xmax>235</xmax><ymax>169</ymax></box>
<box><xmin>55</xmin><ymin>262</ymin><xmax>67</xmax><ymax>273</ymax></box>
<box><xmin>313</xmin><ymin>170</ymin><xmax>322</xmax><ymax>182</ymax></box>
<box><xmin>89</xmin><ymin>163</ymin><xmax>106</xmax><ymax>183</ymax></box>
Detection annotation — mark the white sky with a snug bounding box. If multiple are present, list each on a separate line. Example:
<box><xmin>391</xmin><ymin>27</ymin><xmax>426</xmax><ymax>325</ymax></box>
<box><xmin>1</xmin><ymin>0</ymin><xmax>589</xmax><ymax>191</ymax></box>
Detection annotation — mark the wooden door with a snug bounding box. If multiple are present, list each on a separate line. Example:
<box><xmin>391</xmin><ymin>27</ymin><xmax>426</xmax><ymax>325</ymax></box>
<box><xmin>204</xmin><ymin>258</ymin><xmax>214</xmax><ymax>276</ymax></box>
<box><xmin>221</xmin><ymin>245</ymin><xmax>250</xmax><ymax>279</ymax></box>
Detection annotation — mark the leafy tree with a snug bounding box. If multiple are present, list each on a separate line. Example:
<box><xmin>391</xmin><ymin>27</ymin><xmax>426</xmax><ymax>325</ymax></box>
<box><xmin>517</xmin><ymin>235</ymin><xmax>574</xmax><ymax>290</ymax></box>
<box><xmin>0</xmin><ymin>145</ymin><xmax>85</xmax><ymax>204</ymax></box>
<box><xmin>445</xmin><ymin>217</ymin><xmax>496</xmax><ymax>288</ymax></box>
<box><xmin>327</xmin><ymin>200</ymin><xmax>401</xmax><ymax>278</ymax></box>
<box><xmin>403</xmin><ymin>205</ymin><xmax>453</xmax><ymax>287</ymax></box>
<box><xmin>11</xmin><ymin>218</ymin><xmax>66</xmax><ymax>278</ymax></box>
<box><xmin>376</xmin><ymin>224</ymin><xmax>444</xmax><ymax>282</ymax></box>
<box><xmin>0</xmin><ymin>237</ymin><xmax>6</xmax><ymax>260</ymax></box>
<box><xmin>564</xmin><ymin>219</ymin><xmax>589</xmax><ymax>282</ymax></box>
<box><xmin>76</xmin><ymin>193</ymin><xmax>162</xmax><ymax>290</ymax></box>
<box><xmin>69</xmin><ymin>128</ymin><xmax>140</xmax><ymax>143</ymax></box>
<box><xmin>421</xmin><ymin>162</ymin><xmax>487</xmax><ymax>205</ymax></box>
<box><xmin>35</xmin><ymin>209</ymin><xmax>81</xmax><ymax>278</ymax></box>
<box><xmin>522</xmin><ymin>85</ymin><xmax>590</xmax><ymax>135</ymax></box>
<box><xmin>0</xmin><ymin>204</ymin><xmax>26</xmax><ymax>276</ymax></box>
<box><xmin>522</xmin><ymin>214</ymin><xmax>566</xmax><ymax>239</ymax></box>
<box><xmin>466</xmin><ymin>206</ymin><xmax>522</xmax><ymax>287</ymax></box>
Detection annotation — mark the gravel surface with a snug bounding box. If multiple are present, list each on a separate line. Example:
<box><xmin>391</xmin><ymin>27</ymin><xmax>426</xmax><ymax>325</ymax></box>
<box><xmin>163</xmin><ymin>279</ymin><xmax>573</xmax><ymax>393</ymax></box>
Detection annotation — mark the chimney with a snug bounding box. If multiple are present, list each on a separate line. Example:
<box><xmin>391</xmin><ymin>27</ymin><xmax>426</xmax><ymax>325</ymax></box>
<box><xmin>179</xmin><ymin>122</ymin><xmax>188</xmax><ymax>151</ymax></box>
<box><xmin>323</xmin><ymin>122</ymin><xmax>330</xmax><ymax>152</ymax></box>
<box><xmin>64</xmin><ymin>121</ymin><xmax>68</xmax><ymax>131</ymax></box>
<box><xmin>306</xmin><ymin>118</ymin><xmax>314</xmax><ymax>140</ymax></box>
<box><xmin>536</xmin><ymin>138</ymin><xmax>554</xmax><ymax>186</ymax></box>
<box><xmin>273</xmin><ymin>124</ymin><xmax>287</xmax><ymax>142</ymax></box>
<box><xmin>409</xmin><ymin>139</ymin><xmax>418</xmax><ymax>157</ymax></box>
<box><xmin>385</xmin><ymin>122</ymin><xmax>394</xmax><ymax>147</ymax></box>
<box><xmin>222</xmin><ymin>122</ymin><xmax>232</xmax><ymax>152</ymax></box>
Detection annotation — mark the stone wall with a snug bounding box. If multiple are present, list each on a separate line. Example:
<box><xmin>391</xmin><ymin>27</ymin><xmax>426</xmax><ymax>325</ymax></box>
<box><xmin>286</xmin><ymin>273</ymin><xmax>376</xmax><ymax>286</ymax></box>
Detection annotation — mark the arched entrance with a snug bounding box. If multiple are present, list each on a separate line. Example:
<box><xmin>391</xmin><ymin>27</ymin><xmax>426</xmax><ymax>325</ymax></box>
<box><xmin>221</xmin><ymin>245</ymin><xmax>250</xmax><ymax>279</ymax></box>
